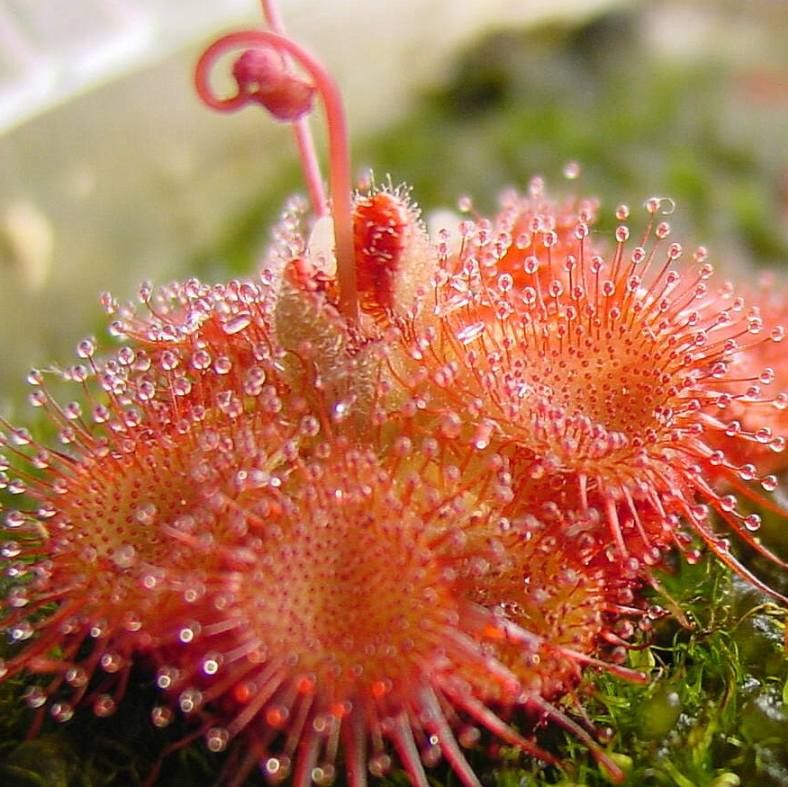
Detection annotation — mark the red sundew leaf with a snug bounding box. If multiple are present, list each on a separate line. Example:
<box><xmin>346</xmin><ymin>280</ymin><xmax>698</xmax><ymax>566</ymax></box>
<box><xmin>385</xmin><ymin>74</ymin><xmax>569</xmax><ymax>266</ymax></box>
<box><xmin>146</xmin><ymin>441</ymin><xmax>636</xmax><ymax>785</ymax></box>
<box><xmin>461</xmin><ymin>509</ymin><xmax>650</xmax><ymax>697</ymax></box>
<box><xmin>0</xmin><ymin>277</ymin><xmax>300</xmax><ymax>729</ymax></box>
<box><xmin>351</xmin><ymin>189</ymin><xmax>435</xmax><ymax>325</ymax></box>
<box><xmin>360</xmin><ymin>182</ymin><xmax>788</xmax><ymax>604</ymax></box>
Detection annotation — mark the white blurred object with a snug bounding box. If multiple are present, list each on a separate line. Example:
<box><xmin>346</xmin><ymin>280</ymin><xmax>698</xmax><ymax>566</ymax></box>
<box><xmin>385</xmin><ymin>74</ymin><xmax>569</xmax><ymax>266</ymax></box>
<box><xmin>0</xmin><ymin>0</ymin><xmax>626</xmax><ymax>132</ymax></box>
<box><xmin>0</xmin><ymin>0</ymin><xmax>260</xmax><ymax>132</ymax></box>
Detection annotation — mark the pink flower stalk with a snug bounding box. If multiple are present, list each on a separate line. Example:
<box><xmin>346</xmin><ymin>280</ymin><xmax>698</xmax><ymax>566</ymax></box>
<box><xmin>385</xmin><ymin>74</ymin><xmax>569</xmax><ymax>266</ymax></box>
<box><xmin>195</xmin><ymin>27</ymin><xmax>357</xmax><ymax>322</ymax></box>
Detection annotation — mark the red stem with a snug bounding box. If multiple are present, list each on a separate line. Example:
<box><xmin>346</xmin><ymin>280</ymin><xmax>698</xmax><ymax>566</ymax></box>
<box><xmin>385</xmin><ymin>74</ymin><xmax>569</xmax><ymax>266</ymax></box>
<box><xmin>260</xmin><ymin>0</ymin><xmax>327</xmax><ymax>216</ymax></box>
<box><xmin>195</xmin><ymin>30</ymin><xmax>358</xmax><ymax>324</ymax></box>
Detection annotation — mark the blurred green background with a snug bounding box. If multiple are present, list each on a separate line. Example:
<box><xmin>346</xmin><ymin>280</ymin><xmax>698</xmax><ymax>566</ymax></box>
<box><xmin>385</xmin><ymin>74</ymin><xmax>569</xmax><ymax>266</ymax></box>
<box><xmin>1</xmin><ymin>0</ymin><xmax>787</xmax><ymax>785</ymax></box>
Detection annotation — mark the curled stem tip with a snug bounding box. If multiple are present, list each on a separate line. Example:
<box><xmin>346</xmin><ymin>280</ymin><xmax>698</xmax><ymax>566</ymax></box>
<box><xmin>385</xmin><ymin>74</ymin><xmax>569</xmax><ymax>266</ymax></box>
<box><xmin>260</xmin><ymin>0</ymin><xmax>326</xmax><ymax>215</ymax></box>
<box><xmin>195</xmin><ymin>30</ymin><xmax>358</xmax><ymax>324</ymax></box>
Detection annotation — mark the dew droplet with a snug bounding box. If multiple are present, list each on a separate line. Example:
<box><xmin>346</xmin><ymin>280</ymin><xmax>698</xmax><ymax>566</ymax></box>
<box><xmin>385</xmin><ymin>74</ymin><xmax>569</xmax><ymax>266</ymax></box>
<box><xmin>719</xmin><ymin>494</ymin><xmax>737</xmax><ymax>513</ymax></box>
<box><xmin>7</xmin><ymin>479</ymin><xmax>26</xmax><ymax>495</ymax></box>
<box><xmin>23</xmin><ymin>686</ymin><xmax>47</xmax><ymax>708</ymax></box>
<box><xmin>655</xmin><ymin>221</ymin><xmax>671</xmax><ymax>239</ymax></box>
<box><xmin>179</xmin><ymin>622</ymin><xmax>201</xmax><ymax>644</ymax></box>
<box><xmin>206</xmin><ymin>727</ymin><xmax>230</xmax><ymax>752</ymax></box>
<box><xmin>1</xmin><ymin>541</ymin><xmax>21</xmax><ymax>558</ymax></box>
<box><xmin>562</xmin><ymin>160</ymin><xmax>581</xmax><ymax>179</ymax></box>
<box><xmin>758</xmin><ymin>368</ymin><xmax>776</xmax><ymax>385</ymax></box>
<box><xmin>222</xmin><ymin>312</ymin><xmax>252</xmax><ymax>335</ymax></box>
<box><xmin>761</xmin><ymin>475</ymin><xmax>778</xmax><ymax>492</ymax></box>
<box><xmin>151</xmin><ymin>705</ymin><xmax>174</xmax><ymax>727</ymax></box>
<box><xmin>368</xmin><ymin>754</ymin><xmax>392</xmax><ymax>778</ymax></box>
<box><xmin>135</xmin><ymin>503</ymin><xmax>157</xmax><ymax>525</ymax></box>
<box><xmin>77</xmin><ymin>338</ymin><xmax>96</xmax><ymax>359</ymax></box>
<box><xmin>456</xmin><ymin>322</ymin><xmax>485</xmax><ymax>345</ymax></box>
<box><xmin>179</xmin><ymin>687</ymin><xmax>203</xmax><ymax>713</ymax></box>
<box><xmin>743</xmin><ymin>513</ymin><xmax>761</xmax><ymax>532</ymax></box>
<box><xmin>65</xmin><ymin>666</ymin><xmax>88</xmax><ymax>688</ymax></box>
<box><xmin>497</xmin><ymin>273</ymin><xmax>513</xmax><ymax>292</ymax></box>
<box><xmin>11</xmin><ymin>428</ymin><xmax>32</xmax><ymax>446</ymax></box>
<box><xmin>93</xmin><ymin>694</ymin><xmax>117</xmax><ymax>717</ymax></box>
<box><xmin>111</xmin><ymin>544</ymin><xmax>137</xmax><ymax>569</ymax></box>
<box><xmin>192</xmin><ymin>349</ymin><xmax>212</xmax><ymax>370</ymax></box>
<box><xmin>738</xmin><ymin>464</ymin><xmax>756</xmax><ymax>481</ymax></box>
<box><xmin>202</xmin><ymin>654</ymin><xmax>221</xmax><ymax>675</ymax></box>
<box><xmin>214</xmin><ymin>356</ymin><xmax>233</xmax><ymax>375</ymax></box>
<box><xmin>5</xmin><ymin>510</ymin><xmax>26</xmax><ymax>529</ymax></box>
<box><xmin>156</xmin><ymin>666</ymin><xmax>179</xmax><ymax>689</ymax></box>
<box><xmin>49</xmin><ymin>701</ymin><xmax>74</xmax><ymax>722</ymax></box>
<box><xmin>173</xmin><ymin>376</ymin><xmax>192</xmax><ymax>396</ymax></box>
<box><xmin>28</xmin><ymin>390</ymin><xmax>46</xmax><ymax>408</ymax></box>
<box><xmin>264</xmin><ymin>756</ymin><xmax>291</xmax><ymax>782</ymax></box>
<box><xmin>117</xmin><ymin>346</ymin><xmax>136</xmax><ymax>366</ymax></box>
<box><xmin>100</xmin><ymin>652</ymin><xmax>124</xmax><ymax>673</ymax></box>
<box><xmin>160</xmin><ymin>350</ymin><xmax>180</xmax><ymax>371</ymax></box>
<box><xmin>300</xmin><ymin>415</ymin><xmax>321</xmax><ymax>437</ymax></box>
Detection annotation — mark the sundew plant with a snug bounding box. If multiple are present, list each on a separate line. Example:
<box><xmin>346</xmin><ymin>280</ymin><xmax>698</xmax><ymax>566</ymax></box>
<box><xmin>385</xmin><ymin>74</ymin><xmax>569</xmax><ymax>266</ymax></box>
<box><xmin>1</xmin><ymin>2</ymin><xmax>786</xmax><ymax>786</ymax></box>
